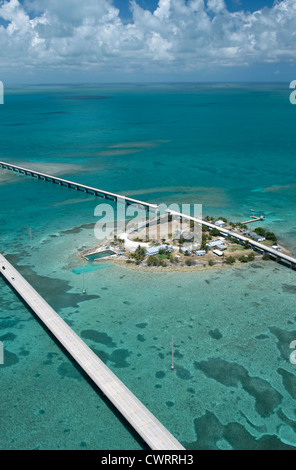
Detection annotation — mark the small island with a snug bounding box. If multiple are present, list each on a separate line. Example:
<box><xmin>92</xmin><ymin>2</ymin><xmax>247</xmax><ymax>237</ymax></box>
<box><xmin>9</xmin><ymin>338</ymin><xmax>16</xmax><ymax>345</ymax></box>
<box><xmin>79</xmin><ymin>214</ymin><xmax>291</xmax><ymax>272</ymax></box>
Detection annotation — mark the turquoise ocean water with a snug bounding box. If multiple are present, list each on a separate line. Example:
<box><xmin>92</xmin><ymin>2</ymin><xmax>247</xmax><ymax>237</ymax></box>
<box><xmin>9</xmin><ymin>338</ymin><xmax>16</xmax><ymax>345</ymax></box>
<box><xmin>0</xmin><ymin>84</ymin><xmax>296</xmax><ymax>449</ymax></box>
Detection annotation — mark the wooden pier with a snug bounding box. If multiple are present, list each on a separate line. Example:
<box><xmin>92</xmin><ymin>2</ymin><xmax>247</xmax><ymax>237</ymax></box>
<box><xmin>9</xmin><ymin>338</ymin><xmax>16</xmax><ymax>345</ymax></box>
<box><xmin>241</xmin><ymin>215</ymin><xmax>265</xmax><ymax>225</ymax></box>
<box><xmin>0</xmin><ymin>253</ymin><xmax>184</xmax><ymax>451</ymax></box>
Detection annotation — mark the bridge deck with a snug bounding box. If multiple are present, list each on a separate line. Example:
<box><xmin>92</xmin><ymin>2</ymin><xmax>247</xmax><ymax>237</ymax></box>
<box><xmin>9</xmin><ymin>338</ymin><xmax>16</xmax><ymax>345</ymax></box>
<box><xmin>0</xmin><ymin>253</ymin><xmax>184</xmax><ymax>451</ymax></box>
<box><xmin>0</xmin><ymin>161</ymin><xmax>158</xmax><ymax>211</ymax></box>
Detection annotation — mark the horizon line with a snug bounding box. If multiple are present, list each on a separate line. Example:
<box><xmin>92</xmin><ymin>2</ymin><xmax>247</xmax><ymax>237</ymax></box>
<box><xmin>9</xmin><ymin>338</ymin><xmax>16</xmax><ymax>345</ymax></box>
<box><xmin>4</xmin><ymin>81</ymin><xmax>291</xmax><ymax>87</ymax></box>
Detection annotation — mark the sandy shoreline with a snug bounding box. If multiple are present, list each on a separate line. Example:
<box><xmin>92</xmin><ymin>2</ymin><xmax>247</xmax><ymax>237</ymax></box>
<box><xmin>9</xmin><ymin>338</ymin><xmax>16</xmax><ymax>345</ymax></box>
<box><xmin>83</xmin><ymin>254</ymin><xmax>265</xmax><ymax>273</ymax></box>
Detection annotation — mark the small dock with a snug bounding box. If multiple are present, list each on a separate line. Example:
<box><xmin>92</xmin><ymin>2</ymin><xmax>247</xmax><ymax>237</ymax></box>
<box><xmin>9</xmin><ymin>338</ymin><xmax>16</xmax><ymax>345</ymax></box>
<box><xmin>241</xmin><ymin>215</ymin><xmax>265</xmax><ymax>225</ymax></box>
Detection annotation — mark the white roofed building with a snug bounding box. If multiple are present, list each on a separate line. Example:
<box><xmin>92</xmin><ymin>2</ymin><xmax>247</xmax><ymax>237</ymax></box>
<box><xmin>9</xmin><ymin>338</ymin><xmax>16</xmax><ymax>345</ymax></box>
<box><xmin>146</xmin><ymin>245</ymin><xmax>173</xmax><ymax>256</ymax></box>
<box><xmin>215</xmin><ymin>219</ymin><xmax>227</xmax><ymax>228</ymax></box>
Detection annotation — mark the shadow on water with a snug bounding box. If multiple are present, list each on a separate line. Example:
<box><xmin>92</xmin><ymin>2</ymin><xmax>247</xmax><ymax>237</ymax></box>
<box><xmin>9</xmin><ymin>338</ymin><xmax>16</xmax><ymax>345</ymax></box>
<box><xmin>0</xmin><ymin>270</ymin><xmax>149</xmax><ymax>450</ymax></box>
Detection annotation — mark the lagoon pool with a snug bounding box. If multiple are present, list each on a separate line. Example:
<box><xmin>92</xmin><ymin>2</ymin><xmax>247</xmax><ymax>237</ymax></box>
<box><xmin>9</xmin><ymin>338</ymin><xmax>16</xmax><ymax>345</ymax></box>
<box><xmin>86</xmin><ymin>250</ymin><xmax>115</xmax><ymax>261</ymax></box>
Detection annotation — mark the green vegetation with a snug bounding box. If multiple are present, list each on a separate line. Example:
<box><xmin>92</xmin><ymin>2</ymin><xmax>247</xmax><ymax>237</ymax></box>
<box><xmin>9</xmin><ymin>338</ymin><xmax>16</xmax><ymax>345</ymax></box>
<box><xmin>208</xmin><ymin>259</ymin><xmax>215</xmax><ymax>266</ymax></box>
<box><xmin>158</xmin><ymin>247</ymin><xmax>171</xmax><ymax>256</ymax></box>
<box><xmin>254</xmin><ymin>227</ymin><xmax>277</xmax><ymax>243</ymax></box>
<box><xmin>200</xmin><ymin>234</ymin><xmax>209</xmax><ymax>252</ymax></box>
<box><xmin>248</xmin><ymin>252</ymin><xmax>255</xmax><ymax>261</ymax></box>
<box><xmin>178</xmin><ymin>236</ymin><xmax>185</xmax><ymax>245</ymax></box>
<box><xmin>147</xmin><ymin>256</ymin><xmax>161</xmax><ymax>267</ymax></box>
<box><xmin>266</xmin><ymin>232</ymin><xmax>277</xmax><ymax>243</ymax></box>
<box><xmin>262</xmin><ymin>253</ymin><xmax>271</xmax><ymax>261</ymax></box>
<box><xmin>133</xmin><ymin>237</ymin><xmax>143</xmax><ymax>242</ymax></box>
<box><xmin>129</xmin><ymin>245</ymin><xmax>146</xmax><ymax>263</ymax></box>
<box><xmin>209</xmin><ymin>228</ymin><xmax>220</xmax><ymax>237</ymax></box>
<box><xmin>185</xmin><ymin>259</ymin><xmax>195</xmax><ymax>266</ymax></box>
<box><xmin>146</xmin><ymin>256</ymin><xmax>167</xmax><ymax>267</ymax></box>
<box><xmin>225</xmin><ymin>256</ymin><xmax>236</xmax><ymax>265</ymax></box>
<box><xmin>229</xmin><ymin>222</ymin><xmax>247</xmax><ymax>230</ymax></box>
<box><xmin>254</xmin><ymin>227</ymin><xmax>265</xmax><ymax>237</ymax></box>
<box><xmin>238</xmin><ymin>252</ymin><xmax>255</xmax><ymax>263</ymax></box>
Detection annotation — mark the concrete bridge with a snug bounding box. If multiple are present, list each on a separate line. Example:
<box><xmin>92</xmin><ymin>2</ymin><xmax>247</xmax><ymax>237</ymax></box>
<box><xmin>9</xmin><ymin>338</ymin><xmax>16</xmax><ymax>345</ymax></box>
<box><xmin>0</xmin><ymin>252</ymin><xmax>185</xmax><ymax>451</ymax></box>
<box><xmin>0</xmin><ymin>161</ymin><xmax>158</xmax><ymax>212</ymax></box>
<box><xmin>0</xmin><ymin>160</ymin><xmax>295</xmax><ymax>270</ymax></box>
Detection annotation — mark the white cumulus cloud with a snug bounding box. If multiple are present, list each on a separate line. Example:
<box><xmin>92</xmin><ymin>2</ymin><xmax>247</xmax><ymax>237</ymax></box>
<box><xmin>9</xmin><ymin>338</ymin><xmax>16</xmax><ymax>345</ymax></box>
<box><xmin>0</xmin><ymin>0</ymin><xmax>295</xmax><ymax>79</ymax></box>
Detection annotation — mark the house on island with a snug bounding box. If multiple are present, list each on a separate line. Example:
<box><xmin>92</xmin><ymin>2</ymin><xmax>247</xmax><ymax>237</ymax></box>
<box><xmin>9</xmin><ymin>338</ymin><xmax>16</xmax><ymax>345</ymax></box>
<box><xmin>195</xmin><ymin>250</ymin><xmax>207</xmax><ymax>256</ymax></box>
<box><xmin>180</xmin><ymin>247</ymin><xmax>192</xmax><ymax>256</ymax></box>
<box><xmin>207</xmin><ymin>240</ymin><xmax>227</xmax><ymax>251</ymax></box>
<box><xmin>215</xmin><ymin>219</ymin><xmax>227</xmax><ymax>228</ymax></box>
<box><xmin>146</xmin><ymin>245</ymin><xmax>173</xmax><ymax>256</ymax></box>
<box><xmin>213</xmin><ymin>249</ymin><xmax>224</xmax><ymax>257</ymax></box>
<box><xmin>243</xmin><ymin>230</ymin><xmax>266</xmax><ymax>242</ymax></box>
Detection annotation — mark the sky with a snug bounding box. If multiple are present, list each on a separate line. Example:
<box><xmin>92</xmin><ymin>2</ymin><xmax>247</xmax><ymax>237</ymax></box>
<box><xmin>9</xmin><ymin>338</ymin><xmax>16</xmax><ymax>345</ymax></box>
<box><xmin>0</xmin><ymin>0</ymin><xmax>295</xmax><ymax>83</ymax></box>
